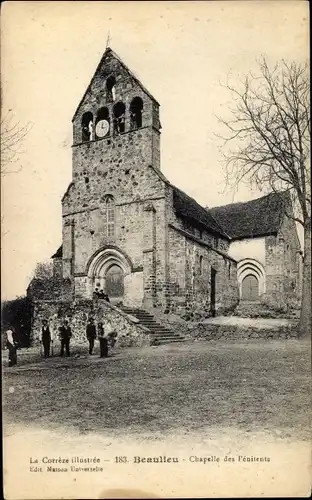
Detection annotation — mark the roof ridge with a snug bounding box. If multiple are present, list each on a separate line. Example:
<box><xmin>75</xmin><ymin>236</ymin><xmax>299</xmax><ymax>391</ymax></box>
<box><xmin>210</xmin><ymin>190</ymin><xmax>286</xmax><ymax>211</ymax></box>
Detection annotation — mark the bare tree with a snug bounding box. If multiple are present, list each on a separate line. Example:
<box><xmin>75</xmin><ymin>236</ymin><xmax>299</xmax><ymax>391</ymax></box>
<box><xmin>1</xmin><ymin>110</ymin><xmax>32</xmax><ymax>176</ymax></box>
<box><xmin>218</xmin><ymin>57</ymin><xmax>310</xmax><ymax>336</ymax></box>
<box><xmin>1</xmin><ymin>110</ymin><xmax>32</xmax><ymax>238</ymax></box>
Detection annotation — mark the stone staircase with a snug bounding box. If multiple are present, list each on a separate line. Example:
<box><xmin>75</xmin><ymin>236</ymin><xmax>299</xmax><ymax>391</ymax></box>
<box><xmin>120</xmin><ymin>306</ymin><xmax>185</xmax><ymax>345</ymax></box>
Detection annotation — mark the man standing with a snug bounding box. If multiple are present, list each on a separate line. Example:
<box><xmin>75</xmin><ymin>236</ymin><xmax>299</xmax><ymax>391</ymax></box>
<box><xmin>6</xmin><ymin>327</ymin><xmax>17</xmax><ymax>367</ymax></box>
<box><xmin>59</xmin><ymin>319</ymin><xmax>72</xmax><ymax>357</ymax></box>
<box><xmin>86</xmin><ymin>317</ymin><xmax>97</xmax><ymax>355</ymax></box>
<box><xmin>97</xmin><ymin>322</ymin><xmax>108</xmax><ymax>358</ymax></box>
<box><xmin>41</xmin><ymin>319</ymin><xmax>53</xmax><ymax>357</ymax></box>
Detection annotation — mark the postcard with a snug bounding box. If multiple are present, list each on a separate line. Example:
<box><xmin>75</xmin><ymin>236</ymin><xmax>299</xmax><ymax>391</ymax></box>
<box><xmin>1</xmin><ymin>1</ymin><xmax>310</xmax><ymax>498</ymax></box>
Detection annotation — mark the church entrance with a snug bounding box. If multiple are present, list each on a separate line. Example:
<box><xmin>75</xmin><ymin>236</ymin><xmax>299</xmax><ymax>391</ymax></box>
<box><xmin>241</xmin><ymin>274</ymin><xmax>259</xmax><ymax>301</ymax></box>
<box><xmin>105</xmin><ymin>265</ymin><xmax>124</xmax><ymax>301</ymax></box>
<box><xmin>87</xmin><ymin>247</ymin><xmax>132</xmax><ymax>304</ymax></box>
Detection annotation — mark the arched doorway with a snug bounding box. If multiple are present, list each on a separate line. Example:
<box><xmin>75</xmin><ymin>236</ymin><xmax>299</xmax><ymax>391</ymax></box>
<box><xmin>241</xmin><ymin>274</ymin><xmax>259</xmax><ymax>301</ymax></box>
<box><xmin>86</xmin><ymin>247</ymin><xmax>132</xmax><ymax>303</ymax></box>
<box><xmin>105</xmin><ymin>265</ymin><xmax>124</xmax><ymax>300</ymax></box>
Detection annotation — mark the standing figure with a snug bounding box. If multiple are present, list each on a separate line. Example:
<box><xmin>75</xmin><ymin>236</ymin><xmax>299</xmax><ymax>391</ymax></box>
<box><xmin>97</xmin><ymin>322</ymin><xmax>108</xmax><ymax>358</ymax></box>
<box><xmin>6</xmin><ymin>327</ymin><xmax>17</xmax><ymax>367</ymax></box>
<box><xmin>86</xmin><ymin>318</ymin><xmax>96</xmax><ymax>355</ymax></box>
<box><xmin>59</xmin><ymin>319</ymin><xmax>72</xmax><ymax>357</ymax></box>
<box><xmin>41</xmin><ymin>319</ymin><xmax>53</xmax><ymax>357</ymax></box>
<box><xmin>88</xmin><ymin>120</ymin><xmax>94</xmax><ymax>141</ymax></box>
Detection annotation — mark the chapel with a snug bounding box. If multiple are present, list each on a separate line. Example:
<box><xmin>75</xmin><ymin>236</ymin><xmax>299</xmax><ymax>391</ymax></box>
<box><xmin>29</xmin><ymin>47</ymin><xmax>302</xmax><ymax>319</ymax></box>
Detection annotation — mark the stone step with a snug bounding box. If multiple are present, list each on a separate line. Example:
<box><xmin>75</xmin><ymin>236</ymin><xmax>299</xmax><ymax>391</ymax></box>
<box><xmin>154</xmin><ymin>338</ymin><xmax>187</xmax><ymax>345</ymax></box>
<box><xmin>154</xmin><ymin>335</ymin><xmax>184</xmax><ymax>341</ymax></box>
<box><xmin>120</xmin><ymin>306</ymin><xmax>185</xmax><ymax>345</ymax></box>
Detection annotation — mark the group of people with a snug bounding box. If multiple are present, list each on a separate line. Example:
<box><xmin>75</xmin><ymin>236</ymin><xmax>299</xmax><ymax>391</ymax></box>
<box><xmin>93</xmin><ymin>288</ymin><xmax>110</xmax><ymax>301</ymax></box>
<box><xmin>4</xmin><ymin>316</ymin><xmax>118</xmax><ymax>367</ymax></box>
<box><xmin>40</xmin><ymin>317</ymin><xmax>116</xmax><ymax>359</ymax></box>
<box><xmin>86</xmin><ymin>318</ymin><xmax>116</xmax><ymax>357</ymax></box>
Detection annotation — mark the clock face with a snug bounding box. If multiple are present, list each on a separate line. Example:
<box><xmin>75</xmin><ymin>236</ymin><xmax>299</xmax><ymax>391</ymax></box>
<box><xmin>95</xmin><ymin>119</ymin><xmax>110</xmax><ymax>138</ymax></box>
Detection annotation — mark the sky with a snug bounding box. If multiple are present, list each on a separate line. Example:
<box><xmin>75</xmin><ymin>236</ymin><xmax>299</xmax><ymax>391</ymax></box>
<box><xmin>1</xmin><ymin>1</ymin><xmax>309</xmax><ymax>300</ymax></box>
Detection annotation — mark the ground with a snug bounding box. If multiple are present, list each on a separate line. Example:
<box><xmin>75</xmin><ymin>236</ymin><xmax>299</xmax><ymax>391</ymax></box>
<box><xmin>3</xmin><ymin>338</ymin><xmax>311</xmax><ymax>498</ymax></box>
<box><xmin>3</xmin><ymin>339</ymin><xmax>310</xmax><ymax>440</ymax></box>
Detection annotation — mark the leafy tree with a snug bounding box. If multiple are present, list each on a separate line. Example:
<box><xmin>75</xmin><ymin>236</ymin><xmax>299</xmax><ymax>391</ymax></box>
<box><xmin>1</xmin><ymin>296</ymin><xmax>32</xmax><ymax>347</ymax></box>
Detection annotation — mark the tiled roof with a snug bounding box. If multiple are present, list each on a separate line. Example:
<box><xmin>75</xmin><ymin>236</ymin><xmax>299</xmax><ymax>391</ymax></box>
<box><xmin>210</xmin><ymin>192</ymin><xmax>289</xmax><ymax>240</ymax></box>
<box><xmin>172</xmin><ymin>186</ymin><xmax>230</xmax><ymax>238</ymax></box>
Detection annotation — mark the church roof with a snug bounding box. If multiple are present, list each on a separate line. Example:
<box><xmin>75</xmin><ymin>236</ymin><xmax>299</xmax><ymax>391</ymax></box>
<box><xmin>172</xmin><ymin>186</ymin><xmax>230</xmax><ymax>238</ymax></box>
<box><xmin>72</xmin><ymin>47</ymin><xmax>159</xmax><ymax>121</ymax></box>
<box><xmin>51</xmin><ymin>245</ymin><xmax>62</xmax><ymax>259</ymax></box>
<box><xmin>209</xmin><ymin>192</ymin><xmax>289</xmax><ymax>240</ymax></box>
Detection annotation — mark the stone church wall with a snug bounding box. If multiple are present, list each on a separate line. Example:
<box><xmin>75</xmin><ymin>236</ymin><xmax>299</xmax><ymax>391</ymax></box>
<box><xmin>61</xmin><ymin>126</ymin><xmax>167</xmax><ymax>301</ymax></box>
<box><xmin>264</xmin><ymin>215</ymin><xmax>302</xmax><ymax>309</ymax></box>
<box><xmin>167</xmin><ymin>226</ymin><xmax>239</xmax><ymax>317</ymax></box>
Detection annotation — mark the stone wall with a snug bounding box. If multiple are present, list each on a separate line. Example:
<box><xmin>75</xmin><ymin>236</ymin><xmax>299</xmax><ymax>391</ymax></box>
<box><xmin>166</xmin><ymin>225</ymin><xmax>239</xmax><ymax>318</ymax></box>
<box><xmin>264</xmin><ymin>214</ymin><xmax>301</xmax><ymax>309</ymax></box>
<box><xmin>228</xmin><ymin>237</ymin><xmax>266</xmax><ymax>266</ymax></box>
<box><xmin>185</xmin><ymin>323</ymin><xmax>298</xmax><ymax>341</ymax></box>
<box><xmin>31</xmin><ymin>299</ymin><xmax>152</xmax><ymax>348</ymax></box>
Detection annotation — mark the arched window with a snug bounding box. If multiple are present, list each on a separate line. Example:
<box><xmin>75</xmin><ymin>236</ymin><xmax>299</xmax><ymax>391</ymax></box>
<box><xmin>95</xmin><ymin>107</ymin><xmax>110</xmax><ymax>138</ymax></box>
<box><xmin>106</xmin><ymin>75</ymin><xmax>116</xmax><ymax>102</ymax></box>
<box><xmin>103</xmin><ymin>195</ymin><xmax>115</xmax><ymax>238</ymax></box>
<box><xmin>130</xmin><ymin>97</ymin><xmax>143</xmax><ymax>130</ymax></box>
<box><xmin>113</xmin><ymin>102</ymin><xmax>126</xmax><ymax>134</ymax></box>
<box><xmin>81</xmin><ymin>112</ymin><xmax>94</xmax><ymax>142</ymax></box>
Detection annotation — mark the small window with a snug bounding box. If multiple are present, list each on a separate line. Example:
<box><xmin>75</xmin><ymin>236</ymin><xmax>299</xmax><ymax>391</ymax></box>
<box><xmin>199</xmin><ymin>256</ymin><xmax>203</xmax><ymax>275</ymax></box>
<box><xmin>130</xmin><ymin>96</ymin><xmax>143</xmax><ymax>130</ymax></box>
<box><xmin>103</xmin><ymin>195</ymin><xmax>115</xmax><ymax>238</ymax></box>
<box><xmin>81</xmin><ymin>112</ymin><xmax>94</xmax><ymax>142</ymax></box>
<box><xmin>113</xmin><ymin>102</ymin><xmax>126</xmax><ymax>134</ymax></box>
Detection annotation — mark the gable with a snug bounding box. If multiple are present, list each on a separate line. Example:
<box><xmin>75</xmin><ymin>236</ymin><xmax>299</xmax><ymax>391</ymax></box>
<box><xmin>72</xmin><ymin>47</ymin><xmax>159</xmax><ymax>122</ymax></box>
<box><xmin>210</xmin><ymin>192</ymin><xmax>290</xmax><ymax>240</ymax></box>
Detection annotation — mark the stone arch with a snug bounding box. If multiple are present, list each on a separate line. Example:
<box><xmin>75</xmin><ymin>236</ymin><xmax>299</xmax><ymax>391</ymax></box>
<box><xmin>113</xmin><ymin>101</ymin><xmax>126</xmax><ymax>134</ymax></box>
<box><xmin>106</xmin><ymin>75</ymin><xmax>116</xmax><ymax>102</ymax></box>
<box><xmin>86</xmin><ymin>246</ymin><xmax>133</xmax><ymax>299</ymax></box>
<box><xmin>81</xmin><ymin>111</ymin><xmax>94</xmax><ymax>142</ymax></box>
<box><xmin>130</xmin><ymin>96</ymin><xmax>143</xmax><ymax>129</ymax></box>
<box><xmin>237</xmin><ymin>258</ymin><xmax>265</xmax><ymax>299</ymax></box>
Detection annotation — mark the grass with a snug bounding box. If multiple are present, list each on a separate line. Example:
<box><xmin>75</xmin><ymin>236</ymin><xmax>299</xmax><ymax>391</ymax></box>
<box><xmin>2</xmin><ymin>339</ymin><xmax>310</xmax><ymax>440</ymax></box>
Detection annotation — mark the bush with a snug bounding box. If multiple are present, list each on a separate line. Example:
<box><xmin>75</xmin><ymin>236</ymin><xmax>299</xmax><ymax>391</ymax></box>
<box><xmin>1</xmin><ymin>296</ymin><xmax>32</xmax><ymax>347</ymax></box>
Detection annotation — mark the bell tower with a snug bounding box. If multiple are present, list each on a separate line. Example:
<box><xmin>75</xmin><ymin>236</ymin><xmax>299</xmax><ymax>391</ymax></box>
<box><xmin>71</xmin><ymin>47</ymin><xmax>161</xmax><ymax>175</ymax></box>
<box><xmin>61</xmin><ymin>47</ymin><xmax>164</xmax><ymax>302</ymax></box>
